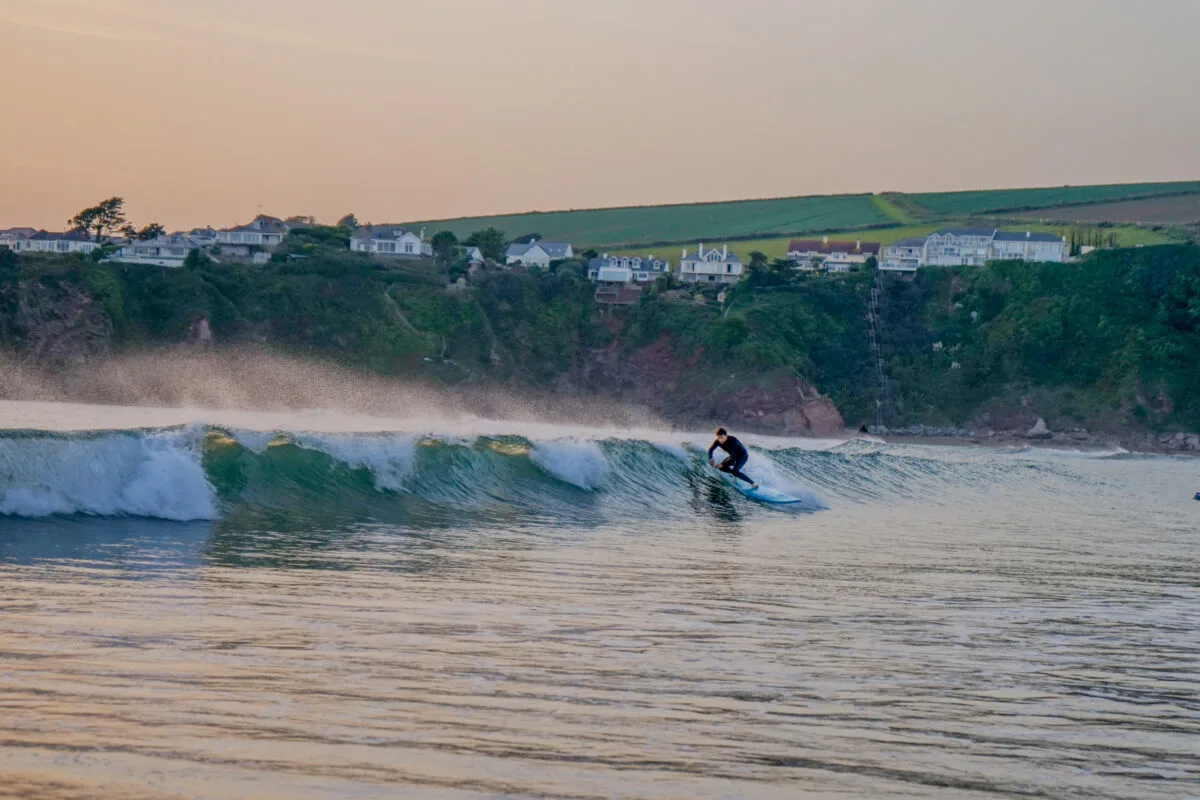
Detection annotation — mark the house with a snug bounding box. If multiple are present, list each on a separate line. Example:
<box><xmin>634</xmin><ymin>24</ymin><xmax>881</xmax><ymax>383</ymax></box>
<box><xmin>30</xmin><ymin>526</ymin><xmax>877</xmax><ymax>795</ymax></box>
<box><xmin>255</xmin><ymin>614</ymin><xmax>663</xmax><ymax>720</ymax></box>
<box><xmin>505</xmin><ymin>240</ymin><xmax>573</xmax><ymax>268</ymax></box>
<box><xmin>678</xmin><ymin>243</ymin><xmax>743</xmax><ymax>284</ymax></box>
<box><xmin>922</xmin><ymin>228</ymin><xmax>999</xmax><ymax>267</ymax></box>
<box><xmin>108</xmin><ymin>234</ymin><xmax>199</xmax><ymax>268</ymax></box>
<box><xmin>880</xmin><ymin>228</ymin><xmax>1069</xmax><ymax>272</ymax></box>
<box><xmin>349</xmin><ymin>226</ymin><xmax>433</xmax><ymax>257</ymax></box>
<box><xmin>991</xmin><ymin>231</ymin><xmax>1069</xmax><ymax>263</ymax></box>
<box><xmin>16</xmin><ymin>230</ymin><xmax>100</xmax><ymax>255</ymax></box>
<box><xmin>0</xmin><ymin>227</ymin><xmax>36</xmax><ymax>250</ymax></box>
<box><xmin>880</xmin><ymin>237</ymin><xmax>927</xmax><ymax>272</ymax></box>
<box><xmin>215</xmin><ymin>214</ymin><xmax>289</xmax><ymax>256</ymax></box>
<box><xmin>187</xmin><ymin>227</ymin><xmax>218</xmax><ymax>248</ymax></box>
<box><xmin>586</xmin><ymin>254</ymin><xmax>671</xmax><ymax>284</ymax></box>
<box><xmin>464</xmin><ymin>245</ymin><xmax>485</xmax><ymax>264</ymax></box>
<box><xmin>787</xmin><ymin>237</ymin><xmax>881</xmax><ymax>272</ymax></box>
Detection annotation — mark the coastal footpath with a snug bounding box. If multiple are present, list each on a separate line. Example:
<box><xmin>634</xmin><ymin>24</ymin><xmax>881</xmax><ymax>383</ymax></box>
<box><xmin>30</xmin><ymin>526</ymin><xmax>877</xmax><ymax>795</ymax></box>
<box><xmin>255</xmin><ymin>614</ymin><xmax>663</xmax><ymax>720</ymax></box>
<box><xmin>1</xmin><ymin>237</ymin><xmax>1198</xmax><ymax>449</ymax></box>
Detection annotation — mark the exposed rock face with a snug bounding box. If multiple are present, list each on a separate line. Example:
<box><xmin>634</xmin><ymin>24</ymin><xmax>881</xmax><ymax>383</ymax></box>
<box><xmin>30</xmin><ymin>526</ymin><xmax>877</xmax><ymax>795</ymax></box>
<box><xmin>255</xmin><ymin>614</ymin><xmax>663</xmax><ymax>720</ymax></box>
<box><xmin>569</xmin><ymin>334</ymin><xmax>844</xmax><ymax>435</ymax></box>
<box><xmin>8</xmin><ymin>278</ymin><xmax>113</xmax><ymax>364</ymax></box>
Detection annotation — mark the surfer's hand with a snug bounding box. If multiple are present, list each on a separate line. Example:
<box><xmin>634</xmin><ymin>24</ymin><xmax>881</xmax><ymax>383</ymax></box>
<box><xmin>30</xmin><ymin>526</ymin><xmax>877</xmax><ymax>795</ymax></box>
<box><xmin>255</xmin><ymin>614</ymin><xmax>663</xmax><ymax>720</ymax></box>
<box><xmin>708</xmin><ymin>459</ymin><xmax>715</xmax><ymax>467</ymax></box>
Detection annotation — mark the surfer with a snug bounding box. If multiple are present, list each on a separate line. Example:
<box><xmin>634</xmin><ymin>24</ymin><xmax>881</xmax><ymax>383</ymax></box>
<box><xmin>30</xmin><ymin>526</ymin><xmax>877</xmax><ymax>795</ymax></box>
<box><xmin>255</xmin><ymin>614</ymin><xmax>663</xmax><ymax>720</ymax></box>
<box><xmin>708</xmin><ymin>427</ymin><xmax>758</xmax><ymax>490</ymax></box>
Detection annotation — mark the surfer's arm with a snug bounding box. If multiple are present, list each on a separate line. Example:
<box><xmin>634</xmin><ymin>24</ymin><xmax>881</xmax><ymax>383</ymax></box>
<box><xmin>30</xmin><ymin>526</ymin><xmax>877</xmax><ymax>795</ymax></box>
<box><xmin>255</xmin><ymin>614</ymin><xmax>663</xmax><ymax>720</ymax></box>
<box><xmin>707</xmin><ymin>440</ymin><xmax>719</xmax><ymax>459</ymax></box>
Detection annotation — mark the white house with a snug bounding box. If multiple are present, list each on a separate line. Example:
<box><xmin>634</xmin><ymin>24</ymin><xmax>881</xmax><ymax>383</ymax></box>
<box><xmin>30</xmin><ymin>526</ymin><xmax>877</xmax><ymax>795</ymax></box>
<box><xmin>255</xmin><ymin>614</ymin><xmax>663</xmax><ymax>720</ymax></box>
<box><xmin>349</xmin><ymin>226</ymin><xmax>432</xmax><ymax>257</ymax></box>
<box><xmin>586</xmin><ymin>254</ymin><xmax>671</xmax><ymax>284</ymax></box>
<box><xmin>880</xmin><ymin>237</ymin><xmax>927</xmax><ymax>272</ymax></box>
<box><xmin>991</xmin><ymin>231</ymin><xmax>1069</xmax><ymax>262</ymax></box>
<box><xmin>0</xmin><ymin>227</ymin><xmax>36</xmax><ymax>251</ymax></box>
<box><xmin>923</xmin><ymin>228</ymin><xmax>997</xmax><ymax>267</ymax></box>
<box><xmin>505</xmin><ymin>240</ymin><xmax>574</xmax><ymax>268</ymax></box>
<box><xmin>215</xmin><ymin>215</ymin><xmax>289</xmax><ymax>255</ymax></box>
<box><xmin>187</xmin><ymin>227</ymin><xmax>218</xmax><ymax>248</ymax></box>
<box><xmin>464</xmin><ymin>245</ymin><xmax>485</xmax><ymax>264</ymax></box>
<box><xmin>16</xmin><ymin>230</ymin><xmax>100</xmax><ymax>255</ymax></box>
<box><xmin>788</xmin><ymin>238</ymin><xmax>881</xmax><ymax>272</ymax></box>
<box><xmin>881</xmin><ymin>228</ymin><xmax>1069</xmax><ymax>272</ymax></box>
<box><xmin>108</xmin><ymin>234</ymin><xmax>198</xmax><ymax>268</ymax></box>
<box><xmin>678</xmin><ymin>243</ymin><xmax>743</xmax><ymax>284</ymax></box>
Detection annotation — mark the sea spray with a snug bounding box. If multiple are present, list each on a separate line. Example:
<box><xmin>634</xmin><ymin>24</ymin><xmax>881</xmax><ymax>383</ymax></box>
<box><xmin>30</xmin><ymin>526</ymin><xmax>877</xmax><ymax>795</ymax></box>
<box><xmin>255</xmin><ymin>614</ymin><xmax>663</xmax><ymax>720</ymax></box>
<box><xmin>530</xmin><ymin>439</ymin><xmax>610</xmax><ymax>490</ymax></box>
<box><xmin>0</xmin><ymin>429</ymin><xmax>215</xmax><ymax>521</ymax></box>
<box><xmin>294</xmin><ymin>433</ymin><xmax>418</xmax><ymax>492</ymax></box>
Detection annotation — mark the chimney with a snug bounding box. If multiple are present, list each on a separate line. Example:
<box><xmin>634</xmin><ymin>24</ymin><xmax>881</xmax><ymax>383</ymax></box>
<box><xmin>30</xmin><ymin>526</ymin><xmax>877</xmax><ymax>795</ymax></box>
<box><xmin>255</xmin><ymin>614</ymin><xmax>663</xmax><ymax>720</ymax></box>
<box><xmin>682</xmin><ymin>247</ymin><xmax>687</xmax><ymax>259</ymax></box>
<box><xmin>1026</xmin><ymin>231</ymin><xmax>1031</xmax><ymax>239</ymax></box>
<box><xmin>723</xmin><ymin>244</ymin><xmax>728</xmax><ymax>260</ymax></box>
<box><xmin>698</xmin><ymin>242</ymin><xmax>704</xmax><ymax>257</ymax></box>
<box><xmin>856</xmin><ymin>239</ymin><xmax>861</xmax><ymax>250</ymax></box>
<box><xmin>822</xmin><ymin>235</ymin><xmax>829</xmax><ymax>246</ymax></box>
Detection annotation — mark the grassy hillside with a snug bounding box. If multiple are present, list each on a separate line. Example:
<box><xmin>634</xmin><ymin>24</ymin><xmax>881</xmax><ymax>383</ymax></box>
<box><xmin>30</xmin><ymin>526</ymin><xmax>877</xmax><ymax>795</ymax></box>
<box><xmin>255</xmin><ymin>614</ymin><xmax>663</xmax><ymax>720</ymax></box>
<box><xmin>1003</xmin><ymin>194</ymin><xmax>1200</xmax><ymax>225</ymax></box>
<box><xmin>405</xmin><ymin>181</ymin><xmax>1199</xmax><ymax>252</ymax></box>
<box><xmin>907</xmin><ymin>181</ymin><xmax>1200</xmax><ymax>216</ymax></box>
<box><xmin>406</xmin><ymin>194</ymin><xmax>893</xmax><ymax>248</ymax></box>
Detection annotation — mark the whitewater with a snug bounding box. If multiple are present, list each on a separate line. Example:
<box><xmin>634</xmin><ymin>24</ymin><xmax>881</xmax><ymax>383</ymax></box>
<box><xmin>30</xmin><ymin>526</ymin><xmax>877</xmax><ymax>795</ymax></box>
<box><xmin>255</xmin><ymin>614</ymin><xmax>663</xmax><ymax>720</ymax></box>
<box><xmin>1</xmin><ymin>399</ymin><xmax>1197</xmax><ymax>799</ymax></box>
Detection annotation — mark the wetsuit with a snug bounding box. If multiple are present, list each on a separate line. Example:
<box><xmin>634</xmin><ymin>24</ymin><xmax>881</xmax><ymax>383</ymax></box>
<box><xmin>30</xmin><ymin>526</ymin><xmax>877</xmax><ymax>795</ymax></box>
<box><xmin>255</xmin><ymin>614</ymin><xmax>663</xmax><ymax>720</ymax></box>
<box><xmin>708</xmin><ymin>435</ymin><xmax>755</xmax><ymax>485</ymax></box>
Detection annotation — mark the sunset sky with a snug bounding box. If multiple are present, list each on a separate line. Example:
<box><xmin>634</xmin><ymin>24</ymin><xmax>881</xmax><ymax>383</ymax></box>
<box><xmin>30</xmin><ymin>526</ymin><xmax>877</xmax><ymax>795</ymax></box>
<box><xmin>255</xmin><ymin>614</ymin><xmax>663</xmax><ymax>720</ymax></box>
<box><xmin>2</xmin><ymin>0</ymin><xmax>1199</xmax><ymax>231</ymax></box>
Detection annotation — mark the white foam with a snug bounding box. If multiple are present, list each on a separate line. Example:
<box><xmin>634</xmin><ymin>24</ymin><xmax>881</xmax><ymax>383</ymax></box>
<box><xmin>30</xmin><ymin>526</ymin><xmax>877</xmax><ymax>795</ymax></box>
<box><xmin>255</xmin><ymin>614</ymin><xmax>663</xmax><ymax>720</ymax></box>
<box><xmin>294</xmin><ymin>433</ymin><xmax>418</xmax><ymax>492</ymax></box>
<box><xmin>531</xmin><ymin>439</ymin><xmax>609</xmax><ymax>490</ymax></box>
<box><xmin>0</xmin><ymin>431</ymin><xmax>215</xmax><ymax>521</ymax></box>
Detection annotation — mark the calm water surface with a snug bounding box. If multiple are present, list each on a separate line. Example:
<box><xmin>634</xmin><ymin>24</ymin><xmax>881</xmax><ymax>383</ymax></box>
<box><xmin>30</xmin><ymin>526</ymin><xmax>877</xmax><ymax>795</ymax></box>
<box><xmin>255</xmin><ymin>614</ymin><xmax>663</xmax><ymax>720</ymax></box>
<box><xmin>0</xmin><ymin>402</ymin><xmax>1197</xmax><ymax>798</ymax></box>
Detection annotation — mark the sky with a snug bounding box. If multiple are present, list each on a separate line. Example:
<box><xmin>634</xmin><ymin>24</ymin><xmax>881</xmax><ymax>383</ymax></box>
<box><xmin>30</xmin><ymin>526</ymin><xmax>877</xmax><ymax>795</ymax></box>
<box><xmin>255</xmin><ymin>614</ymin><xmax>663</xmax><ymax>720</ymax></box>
<box><xmin>2</xmin><ymin>0</ymin><xmax>1199</xmax><ymax>231</ymax></box>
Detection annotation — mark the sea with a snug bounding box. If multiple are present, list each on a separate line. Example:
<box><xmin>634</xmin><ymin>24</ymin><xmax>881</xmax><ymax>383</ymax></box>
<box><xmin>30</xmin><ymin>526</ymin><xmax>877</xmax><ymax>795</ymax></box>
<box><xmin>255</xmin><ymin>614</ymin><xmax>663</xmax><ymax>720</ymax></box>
<box><xmin>0</xmin><ymin>399</ymin><xmax>1197</xmax><ymax>799</ymax></box>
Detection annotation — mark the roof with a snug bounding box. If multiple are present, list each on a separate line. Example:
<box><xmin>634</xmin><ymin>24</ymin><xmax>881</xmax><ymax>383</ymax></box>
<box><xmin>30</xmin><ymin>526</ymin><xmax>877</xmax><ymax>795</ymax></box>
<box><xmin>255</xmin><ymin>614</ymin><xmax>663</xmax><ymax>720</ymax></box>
<box><xmin>225</xmin><ymin>214</ymin><xmax>289</xmax><ymax>234</ymax></box>
<box><xmin>29</xmin><ymin>230</ymin><xmax>94</xmax><ymax>242</ymax></box>
<box><xmin>0</xmin><ymin>227</ymin><xmax>37</xmax><ymax>238</ymax></box>
<box><xmin>788</xmin><ymin>239</ymin><xmax>881</xmax><ymax>256</ymax></box>
<box><xmin>932</xmin><ymin>227</ymin><xmax>997</xmax><ymax>238</ymax></box>
<box><xmin>887</xmin><ymin>237</ymin><xmax>928</xmax><ymax>248</ymax></box>
<box><xmin>352</xmin><ymin>225</ymin><xmax>421</xmax><ymax>241</ymax></box>
<box><xmin>507</xmin><ymin>241</ymin><xmax>572</xmax><ymax>259</ymax></box>
<box><xmin>993</xmin><ymin>231</ymin><xmax>1064</xmax><ymax>243</ymax></box>
<box><xmin>682</xmin><ymin>247</ymin><xmax>743</xmax><ymax>264</ymax></box>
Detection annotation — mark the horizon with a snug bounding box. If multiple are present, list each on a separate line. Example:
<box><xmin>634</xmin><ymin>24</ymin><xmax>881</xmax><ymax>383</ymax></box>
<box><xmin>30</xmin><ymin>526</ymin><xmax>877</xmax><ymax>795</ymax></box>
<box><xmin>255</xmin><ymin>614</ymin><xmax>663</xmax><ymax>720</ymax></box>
<box><xmin>3</xmin><ymin>0</ymin><xmax>1200</xmax><ymax>231</ymax></box>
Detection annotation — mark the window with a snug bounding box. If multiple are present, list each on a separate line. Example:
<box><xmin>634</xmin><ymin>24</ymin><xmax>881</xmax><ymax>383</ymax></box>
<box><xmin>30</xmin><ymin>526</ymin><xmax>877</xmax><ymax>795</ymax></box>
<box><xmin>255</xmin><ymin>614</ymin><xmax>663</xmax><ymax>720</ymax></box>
<box><xmin>404</xmin><ymin>243</ymin><xmax>414</xmax><ymax>253</ymax></box>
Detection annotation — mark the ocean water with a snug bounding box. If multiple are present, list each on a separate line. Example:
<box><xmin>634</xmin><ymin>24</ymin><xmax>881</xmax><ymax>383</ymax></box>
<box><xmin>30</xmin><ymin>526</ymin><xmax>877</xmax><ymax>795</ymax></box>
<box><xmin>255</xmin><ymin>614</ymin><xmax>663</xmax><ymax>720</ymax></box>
<box><xmin>0</xmin><ymin>400</ymin><xmax>1198</xmax><ymax>799</ymax></box>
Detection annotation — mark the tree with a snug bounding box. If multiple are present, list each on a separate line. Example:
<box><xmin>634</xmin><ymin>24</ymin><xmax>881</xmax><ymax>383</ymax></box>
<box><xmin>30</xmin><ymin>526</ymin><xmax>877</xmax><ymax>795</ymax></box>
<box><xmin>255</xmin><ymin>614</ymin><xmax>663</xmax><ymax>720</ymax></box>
<box><xmin>69</xmin><ymin>197</ymin><xmax>128</xmax><ymax>242</ymax></box>
<box><xmin>465</xmin><ymin>227</ymin><xmax>508</xmax><ymax>262</ymax></box>
<box><xmin>138</xmin><ymin>223</ymin><xmax>166</xmax><ymax>240</ymax></box>
<box><xmin>336</xmin><ymin>214</ymin><xmax>359</xmax><ymax>229</ymax></box>
<box><xmin>748</xmin><ymin>251</ymin><xmax>769</xmax><ymax>274</ymax></box>
<box><xmin>431</xmin><ymin>231</ymin><xmax>459</xmax><ymax>265</ymax></box>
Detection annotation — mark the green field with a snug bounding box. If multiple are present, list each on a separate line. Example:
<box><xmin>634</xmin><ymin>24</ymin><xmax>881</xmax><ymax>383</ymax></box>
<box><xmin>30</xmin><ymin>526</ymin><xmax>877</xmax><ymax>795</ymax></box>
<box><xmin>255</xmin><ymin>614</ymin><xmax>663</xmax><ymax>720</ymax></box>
<box><xmin>403</xmin><ymin>180</ymin><xmax>1199</xmax><ymax>252</ymax></box>
<box><xmin>907</xmin><ymin>181</ymin><xmax>1200</xmax><ymax>216</ymax></box>
<box><xmin>608</xmin><ymin>224</ymin><xmax>1173</xmax><ymax>264</ymax></box>
<box><xmin>406</xmin><ymin>193</ymin><xmax>892</xmax><ymax>248</ymax></box>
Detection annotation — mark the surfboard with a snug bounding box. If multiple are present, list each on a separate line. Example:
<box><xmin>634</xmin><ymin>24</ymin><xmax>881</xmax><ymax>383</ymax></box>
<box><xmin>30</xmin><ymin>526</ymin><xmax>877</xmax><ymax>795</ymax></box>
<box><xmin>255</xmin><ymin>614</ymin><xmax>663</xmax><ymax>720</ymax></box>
<box><xmin>710</xmin><ymin>468</ymin><xmax>805</xmax><ymax>505</ymax></box>
<box><xmin>739</xmin><ymin>483</ymin><xmax>805</xmax><ymax>505</ymax></box>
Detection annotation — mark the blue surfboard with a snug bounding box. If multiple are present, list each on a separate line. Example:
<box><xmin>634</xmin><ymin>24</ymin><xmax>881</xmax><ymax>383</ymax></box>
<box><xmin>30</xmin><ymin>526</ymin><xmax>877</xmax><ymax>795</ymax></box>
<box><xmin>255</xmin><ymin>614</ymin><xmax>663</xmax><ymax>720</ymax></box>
<box><xmin>710</xmin><ymin>468</ymin><xmax>804</xmax><ymax>505</ymax></box>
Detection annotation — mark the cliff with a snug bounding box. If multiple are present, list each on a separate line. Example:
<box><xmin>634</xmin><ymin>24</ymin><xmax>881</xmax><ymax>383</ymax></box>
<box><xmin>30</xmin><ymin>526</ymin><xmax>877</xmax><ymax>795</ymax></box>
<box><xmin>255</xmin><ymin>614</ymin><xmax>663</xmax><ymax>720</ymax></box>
<box><xmin>2</xmin><ymin>241</ymin><xmax>1199</xmax><ymax>444</ymax></box>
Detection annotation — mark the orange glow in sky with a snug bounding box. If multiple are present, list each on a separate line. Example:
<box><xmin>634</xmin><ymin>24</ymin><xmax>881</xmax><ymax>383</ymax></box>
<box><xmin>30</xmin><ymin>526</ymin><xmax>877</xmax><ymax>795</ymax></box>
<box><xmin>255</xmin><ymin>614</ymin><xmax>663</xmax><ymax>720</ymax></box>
<box><xmin>2</xmin><ymin>0</ymin><xmax>1198</xmax><ymax>230</ymax></box>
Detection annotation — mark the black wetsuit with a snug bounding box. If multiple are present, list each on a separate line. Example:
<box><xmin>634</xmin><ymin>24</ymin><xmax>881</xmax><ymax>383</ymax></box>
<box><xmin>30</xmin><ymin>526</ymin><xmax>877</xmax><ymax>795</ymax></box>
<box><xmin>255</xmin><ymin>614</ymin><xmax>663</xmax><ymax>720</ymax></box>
<box><xmin>708</xmin><ymin>436</ymin><xmax>754</xmax><ymax>485</ymax></box>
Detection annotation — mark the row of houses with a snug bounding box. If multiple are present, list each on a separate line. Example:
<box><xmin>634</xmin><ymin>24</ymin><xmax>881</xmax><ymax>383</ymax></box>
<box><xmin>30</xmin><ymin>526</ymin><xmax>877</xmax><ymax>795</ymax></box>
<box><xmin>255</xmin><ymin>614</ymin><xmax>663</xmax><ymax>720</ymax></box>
<box><xmin>2</xmin><ymin>214</ymin><xmax>1072</xmax><ymax>281</ymax></box>
<box><xmin>0</xmin><ymin>216</ymin><xmax>441</xmax><ymax>267</ymax></box>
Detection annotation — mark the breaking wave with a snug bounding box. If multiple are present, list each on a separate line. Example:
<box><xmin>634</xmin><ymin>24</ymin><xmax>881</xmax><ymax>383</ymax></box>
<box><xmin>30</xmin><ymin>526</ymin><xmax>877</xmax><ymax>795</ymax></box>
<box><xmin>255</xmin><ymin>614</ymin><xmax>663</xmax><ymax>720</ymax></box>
<box><xmin>0</xmin><ymin>427</ymin><xmax>1139</xmax><ymax>524</ymax></box>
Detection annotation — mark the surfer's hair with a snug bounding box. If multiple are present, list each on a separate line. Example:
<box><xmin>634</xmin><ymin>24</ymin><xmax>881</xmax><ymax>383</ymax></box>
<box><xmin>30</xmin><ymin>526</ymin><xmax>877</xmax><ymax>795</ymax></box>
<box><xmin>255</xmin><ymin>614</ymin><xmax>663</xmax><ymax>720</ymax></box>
<box><xmin>715</xmin><ymin>427</ymin><xmax>727</xmax><ymax>437</ymax></box>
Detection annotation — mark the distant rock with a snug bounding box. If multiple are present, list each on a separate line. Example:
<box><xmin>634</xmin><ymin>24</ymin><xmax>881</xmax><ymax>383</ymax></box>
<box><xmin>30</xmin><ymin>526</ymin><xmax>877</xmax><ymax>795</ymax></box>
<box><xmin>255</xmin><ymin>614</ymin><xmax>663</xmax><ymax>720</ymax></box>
<box><xmin>1026</xmin><ymin>418</ymin><xmax>1051</xmax><ymax>439</ymax></box>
